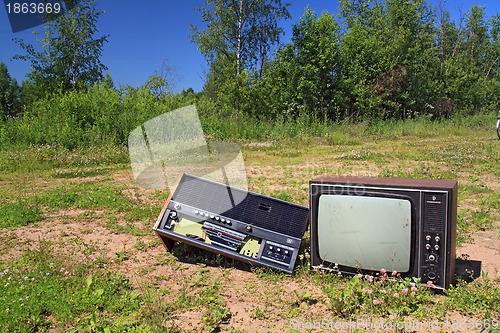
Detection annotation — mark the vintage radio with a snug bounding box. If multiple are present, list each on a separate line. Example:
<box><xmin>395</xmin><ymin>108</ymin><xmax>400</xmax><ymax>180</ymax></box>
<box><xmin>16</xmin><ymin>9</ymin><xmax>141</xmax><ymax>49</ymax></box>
<box><xmin>154</xmin><ymin>173</ymin><xmax>310</xmax><ymax>273</ymax></box>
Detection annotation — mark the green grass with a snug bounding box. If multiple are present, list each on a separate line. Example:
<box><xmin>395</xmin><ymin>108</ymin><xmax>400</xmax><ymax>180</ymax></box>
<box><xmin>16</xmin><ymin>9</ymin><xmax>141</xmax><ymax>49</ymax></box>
<box><xmin>0</xmin><ymin>113</ymin><xmax>499</xmax><ymax>332</ymax></box>
<box><xmin>0</xmin><ymin>243</ymin><xmax>145</xmax><ymax>332</ymax></box>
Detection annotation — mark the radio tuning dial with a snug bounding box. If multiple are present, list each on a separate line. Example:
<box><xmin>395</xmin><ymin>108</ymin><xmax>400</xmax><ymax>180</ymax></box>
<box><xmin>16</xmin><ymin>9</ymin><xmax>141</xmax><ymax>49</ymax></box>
<box><xmin>428</xmin><ymin>254</ymin><xmax>436</xmax><ymax>262</ymax></box>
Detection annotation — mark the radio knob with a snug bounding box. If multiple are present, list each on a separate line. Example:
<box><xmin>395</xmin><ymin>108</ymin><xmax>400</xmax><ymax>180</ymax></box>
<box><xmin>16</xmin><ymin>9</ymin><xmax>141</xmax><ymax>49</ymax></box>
<box><xmin>285</xmin><ymin>250</ymin><xmax>289</xmax><ymax>255</ymax></box>
<box><xmin>269</xmin><ymin>246</ymin><xmax>274</xmax><ymax>251</ymax></box>
<box><xmin>210</xmin><ymin>214</ymin><xmax>215</xmax><ymax>219</ymax></box>
<box><xmin>427</xmin><ymin>271</ymin><xmax>437</xmax><ymax>280</ymax></box>
<box><xmin>426</xmin><ymin>244</ymin><xmax>431</xmax><ymax>250</ymax></box>
<box><xmin>226</xmin><ymin>220</ymin><xmax>232</xmax><ymax>225</ymax></box>
<box><xmin>169</xmin><ymin>211</ymin><xmax>178</xmax><ymax>220</ymax></box>
<box><xmin>204</xmin><ymin>213</ymin><xmax>209</xmax><ymax>218</ymax></box>
<box><xmin>246</xmin><ymin>225</ymin><xmax>252</xmax><ymax>232</ymax></box>
<box><xmin>426</xmin><ymin>235</ymin><xmax>431</xmax><ymax>241</ymax></box>
<box><xmin>277</xmin><ymin>248</ymin><xmax>281</xmax><ymax>253</ymax></box>
<box><xmin>194</xmin><ymin>210</ymin><xmax>199</xmax><ymax>215</ymax></box>
<box><xmin>221</xmin><ymin>218</ymin><xmax>226</xmax><ymax>223</ymax></box>
<box><xmin>215</xmin><ymin>216</ymin><xmax>220</xmax><ymax>221</ymax></box>
<box><xmin>435</xmin><ymin>236</ymin><xmax>440</xmax><ymax>242</ymax></box>
<box><xmin>428</xmin><ymin>254</ymin><xmax>436</xmax><ymax>262</ymax></box>
<box><xmin>434</xmin><ymin>245</ymin><xmax>440</xmax><ymax>251</ymax></box>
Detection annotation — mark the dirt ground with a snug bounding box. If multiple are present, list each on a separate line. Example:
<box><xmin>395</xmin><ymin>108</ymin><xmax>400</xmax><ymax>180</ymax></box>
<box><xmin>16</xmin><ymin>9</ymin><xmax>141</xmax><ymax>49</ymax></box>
<box><xmin>2</xmin><ymin>142</ymin><xmax>500</xmax><ymax>333</ymax></box>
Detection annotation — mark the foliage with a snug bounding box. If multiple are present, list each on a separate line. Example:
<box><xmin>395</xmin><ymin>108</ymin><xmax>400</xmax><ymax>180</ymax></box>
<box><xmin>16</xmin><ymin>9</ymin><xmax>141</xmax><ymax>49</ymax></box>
<box><xmin>323</xmin><ymin>270</ymin><xmax>434</xmax><ymax>320</ymax></box>
<box><xmin>0</xmin><ymin>62</ymin><xmax>21</xmax><ymax>121</ymax></box>
<box><xmin>446</xmin><ymin>272</ymin><xmax>500</xmax><ymax>319</ymax></box>
<box><xmin>190</xmin><ymin>0</ymin><xmax>291</xmax><ymax>113</ymax></box>
<box><xmin>13</xmin><ymin>0</ymin><xmax>108</xmax><ymax>95</ymax></box>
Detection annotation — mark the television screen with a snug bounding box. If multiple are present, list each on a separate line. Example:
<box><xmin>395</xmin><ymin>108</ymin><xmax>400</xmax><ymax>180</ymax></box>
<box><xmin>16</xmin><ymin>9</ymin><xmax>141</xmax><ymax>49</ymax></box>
<box><xmin>317</xmin><ymin>194</ymin><xmax>412</xmax><ymax>273</ymax></box>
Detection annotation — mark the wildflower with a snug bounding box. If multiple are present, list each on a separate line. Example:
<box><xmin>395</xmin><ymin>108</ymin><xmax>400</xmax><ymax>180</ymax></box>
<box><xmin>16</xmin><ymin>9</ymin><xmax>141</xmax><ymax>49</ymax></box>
<box><xmin>411</xmin><ymin>286</ymin><xmax>418</xmax><ymax>293</ymax></box>
<box><xmin>392</xmin><ymin>270</ymin><xmax>397</xmax><ymax>276</ymax></box>
<box><xmin>373</xmin><ymin>299</ymin><xmax>380</xmax><ymax>305</ymax></box>
<box><xmin>380</xmin><ymin>290</ymin><xmax>387</xmax><ymax>294</ymax></box>
<box><xmin>426</xmin><ymin>281</ymin><xmax>434</xmax><ymax>288</ymax></box>
<box><xmin>380</xmin><ymin>268</ymin><xmax>387</xmax><ymax>275</ymax></box>
<box><xmin>401</xmin><ymin>288</ymin><xmax>409</xmax><ymax>295</ymax></box>
<box><xmin>393</xmin><ymin>293</ymin><xmax>399</xmax><ymax>298</ymax></box>
<box><xmin>358</xmin><ymin>274</ymin><xmax>363</xmax><ymax>279</ymax></box>
<box><xmin>6</xmin><ymin>308</ymin><xmax>9</xmax><ymax>313</ymax></box>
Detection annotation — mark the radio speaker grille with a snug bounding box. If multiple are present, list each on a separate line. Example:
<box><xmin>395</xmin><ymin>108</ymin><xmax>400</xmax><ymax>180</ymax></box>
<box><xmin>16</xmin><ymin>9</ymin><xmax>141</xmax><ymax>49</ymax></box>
<box><xmin>172</xmin><ymin>174</ymin><xmax>309</xmax><ymax>239</ymax></box>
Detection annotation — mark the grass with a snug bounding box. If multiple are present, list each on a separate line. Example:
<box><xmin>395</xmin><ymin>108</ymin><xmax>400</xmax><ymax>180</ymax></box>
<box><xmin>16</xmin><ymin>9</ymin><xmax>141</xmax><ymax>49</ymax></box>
<box><xmin>0</xmin><ymin>114</ymin><xmax>499</xmax><ymax>332</ymax></box>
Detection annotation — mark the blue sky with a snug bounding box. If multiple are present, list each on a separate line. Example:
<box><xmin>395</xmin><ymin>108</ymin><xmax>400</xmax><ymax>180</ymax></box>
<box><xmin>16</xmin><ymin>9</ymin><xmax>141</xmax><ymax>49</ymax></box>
<box><xmin>1</xmin><ymin>0</ymin><xmax>499</xmax><ymax>93</ymax></box>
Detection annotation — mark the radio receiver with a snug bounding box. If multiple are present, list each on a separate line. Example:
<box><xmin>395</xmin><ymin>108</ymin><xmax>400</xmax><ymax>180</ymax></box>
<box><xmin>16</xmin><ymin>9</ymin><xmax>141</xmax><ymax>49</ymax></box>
<box><xmin>154</xmin><ymin>173</ymin><xmax>310</xmax><ymax>273</ymax></box>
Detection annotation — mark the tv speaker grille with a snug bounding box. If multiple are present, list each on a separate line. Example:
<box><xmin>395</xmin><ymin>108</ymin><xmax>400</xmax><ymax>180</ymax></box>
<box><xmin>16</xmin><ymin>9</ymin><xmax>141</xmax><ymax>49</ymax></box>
<box><xmin>423</xmin><ymin>193</ymin><xmax>446</xmax><ymax>233</ymax></box>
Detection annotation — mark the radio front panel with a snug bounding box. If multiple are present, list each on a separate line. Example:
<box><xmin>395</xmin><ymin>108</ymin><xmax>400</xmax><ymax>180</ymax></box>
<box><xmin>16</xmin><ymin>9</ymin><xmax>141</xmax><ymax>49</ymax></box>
<box><xmin>154</xmin><ymin>173</ymin><xmax>309</xmax><ymax>273</ymax></box>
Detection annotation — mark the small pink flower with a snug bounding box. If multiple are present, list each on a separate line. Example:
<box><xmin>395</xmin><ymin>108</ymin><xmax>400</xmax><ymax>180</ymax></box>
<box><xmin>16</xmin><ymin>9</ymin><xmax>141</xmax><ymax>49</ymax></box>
<box><xmin>380</xmin><ymin>289</ymin><xmax>387</xmax><ymax>294</ymax></box>
<box><xmin>380</xmin><ymin>268</ymin><xmax>387</xmax><ymax>275</ymax></box>
<box><xmin>358</xmin><ymin>274</ymin><xmax>363</xmax><ymax>279</ymax></box>
<box><xmin>373</xmin><ymin>299</ymin><xmax>380</xmax><ymax>305</ymax></box>
<box><xmin>426</xmin><ymin>281</ymin><xmax>434</xmax><ymax>288</ymax></box>
<box><xmin>411</xmin><ymin>286</ymin><xmax>418</xmax><ymax>293</ymax></box>
<box><xmin>392</xmin><ymin>270</ymin><xmax>397</xmax><ymax>276</ymax></box>
<box><xmin>401</xmin><ymin>288</ymin><xmax>409</xmax><ymax>295</ymax></box>
<box><xmin>393</xmin><ymin>293</ymin><xmax>399</xmax><ymax>298</ymax></box>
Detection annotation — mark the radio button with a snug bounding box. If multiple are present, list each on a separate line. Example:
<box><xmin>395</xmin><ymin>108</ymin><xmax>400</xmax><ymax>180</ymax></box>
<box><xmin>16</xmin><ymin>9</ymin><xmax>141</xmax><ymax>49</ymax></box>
<box><xmin>210</xmin><ymin>214</ymin><xmax>215</xmax><ymax>219</ymax></box>
<box><xmin>226</xmin><ymin>220</ymin><xmax>232</xmax><ymax>225</ymax></box>
<box><xmin>426</xmin><ymin>235</ymin><xmax>431</xmax><ymax>241</ymax></box>
<box><xmin>435</xmin><ymin>236</ymin><xmax>440</xmax><ymax>242</ymax></box>
<box><xmin>428</xmin><ymin>254</ymin><xmax>436</xmax><ymax>262</ymax></box>
<box><xmin>194</xmin><ymin>210</ymin><xmax>199</xmax><ymax>215</ymax></box>
<box><xmin>426</xmin><ymin>244</ymin><xmax>431</xmax><ymax>250</ymax></box>
<box><xmin>434</xmin><ymin>245</ymin><xmax>440</xmax><ymax>251</ymax></box>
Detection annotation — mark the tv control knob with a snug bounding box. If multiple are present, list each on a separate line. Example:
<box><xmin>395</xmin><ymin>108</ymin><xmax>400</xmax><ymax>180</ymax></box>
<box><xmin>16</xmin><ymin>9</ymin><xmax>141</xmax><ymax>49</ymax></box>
<box><xmin>169</xmin><ymin>211</ymin><xmax>178</xmax><ymax>220</ymax></box>
<box><xmin>428</xmin><ymin>254</ymin><xmax>436</xmax><ymax>262</ymax></box>
<box><xmin>434</xmin><ymin>245</ymin><xmax>440</xmax><ymax>251</ymax></box>
<box><xmin>426</xmin><ymin>244</ymin><xmax>431</xmax><ymax>250</ymax></box>
<box><xmin>204</xmin><ymin>213</ymin><xmax>209</xmax><ymax>218</ymax></box>
<box><xmin>246</xmin><ymin>225</ymin><xmax>252</xmax><ymax>232</ymax></box>
<box><xmin>269</xmin><ymin>246</ymin><xmax>274</xmax><ymax>251</ymax></box>
<box><xmin>426</xmin><ymin>235</ymin><xmax>432</xmax><ymax>241</ymax></box>
<box><xmin>221</xmin><ymin>218</ymin><xmax>226</xmax><ymax>223</ymax></box>
<box><xmin>285</xmin><ymin>250</ymin><xmax>289</xmax><ymax>255</ymax></box>
<box><xmin>194</xmin><ymin>210</ymin><xmax>199</xmax><ymax>215</ymax></box>
<box><xmin>210</xmin><ymin>214</ymin><xmax>215</xmax><ymax>219</ymax></box>
<box><xmin>226</xmin><ymin>220</ymin><xmax>232</xmax><ymax>225</ymax></box>
<box><xmin>435</xmin><ymin>236</ymin><xmax>440</xmax><ymax>242</ymax></box>
<box><xmin>215</xmin><ymin>216</ymin><xmax>220</xmax><ymax>221</ymax></box>
<box><xmin>277</xmin><ymin>248</ymin><xmax>281</xmax><ymax>253</ymax></box>
<box><xmin>427</xmin><ymin>271</ymin><xmax>437</xmax><ymax>280</ymax></box>
<box><xmin>174</xmin><ymin>203</ymin><xmax>181</xmax><ymax>210</ymax></box>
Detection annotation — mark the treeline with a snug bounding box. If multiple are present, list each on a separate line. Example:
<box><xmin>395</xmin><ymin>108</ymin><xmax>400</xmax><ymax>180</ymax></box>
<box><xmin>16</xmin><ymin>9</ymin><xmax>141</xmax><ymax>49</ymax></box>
<box><xmin>203</xmin><ymin>0</ymin><xmax>500</xmax><ymax>121</ymax></box>
<box><xmin>1</xmin><ymin>0</ymin><xmax>500</xmax><ymax>150</ymax></box>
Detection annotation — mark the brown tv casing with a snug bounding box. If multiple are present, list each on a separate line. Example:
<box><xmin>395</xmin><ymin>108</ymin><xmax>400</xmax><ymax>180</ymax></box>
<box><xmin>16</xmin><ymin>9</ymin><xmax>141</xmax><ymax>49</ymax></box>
<box><xmin>309</xmin><ymin>176</ymin><xmax>457</xmax><ymax>290</ymax></box>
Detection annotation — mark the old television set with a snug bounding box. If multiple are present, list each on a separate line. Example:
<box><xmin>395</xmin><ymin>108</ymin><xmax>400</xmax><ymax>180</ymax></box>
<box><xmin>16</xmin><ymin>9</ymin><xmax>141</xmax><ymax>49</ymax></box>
<box><xmin>309</xmin><ymin>176</ymin><xmax>457</xmax><ymax>290</ymax></box>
